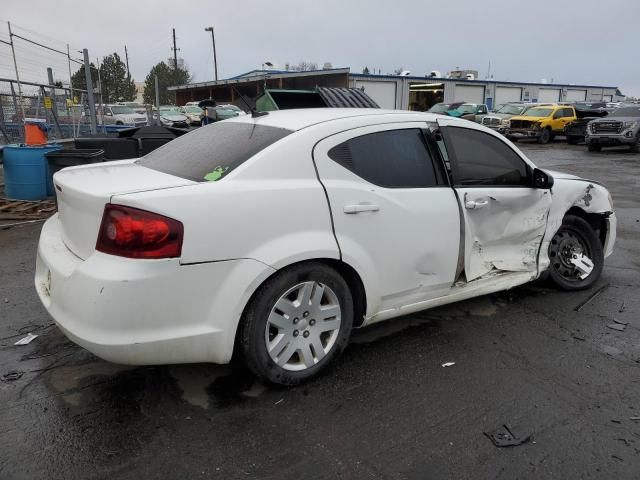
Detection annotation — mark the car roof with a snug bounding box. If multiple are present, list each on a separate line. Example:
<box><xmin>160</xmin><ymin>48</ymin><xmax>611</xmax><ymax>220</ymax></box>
<box><xmin>224</xmin><ymin>108</ymin><xmax>443</xmax><ymax>131</ymax></box>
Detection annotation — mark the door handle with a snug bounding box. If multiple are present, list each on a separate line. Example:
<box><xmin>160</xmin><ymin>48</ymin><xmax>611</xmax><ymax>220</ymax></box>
<box><xmin>343</xmin><ymin>203</ymin><xmax>380</xmax><ymax>214</ymax></box>
<box><xmin>464</xmin><ymin>197</ymin><xmax>489</xmax><ymax>209</ymax></box>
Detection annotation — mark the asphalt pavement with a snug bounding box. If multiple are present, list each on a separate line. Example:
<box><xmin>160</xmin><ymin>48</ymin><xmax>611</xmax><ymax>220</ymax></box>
<box><xmin>1</xmin><ymin>140</ymin><xmax>639</xmax><ymax>479</ymax></box>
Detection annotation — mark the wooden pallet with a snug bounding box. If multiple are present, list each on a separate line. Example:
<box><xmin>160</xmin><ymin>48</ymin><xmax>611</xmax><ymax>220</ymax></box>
<box><xmin>0</xmin><ymin>198</ymin><xmax>57</xmax><ymax>220</ymax></box>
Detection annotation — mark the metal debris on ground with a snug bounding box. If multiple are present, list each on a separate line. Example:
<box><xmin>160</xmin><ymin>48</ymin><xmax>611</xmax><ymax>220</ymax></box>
<box><xmin>607</xmin><ymin>323</ymin><xmax>627</xmax><ymax>332</ymax></box>
<box><xmin>484</xmin><ymin>424</ymin><xmax>532</xmax><ymax>448</ymax></box>
<box><xmin>0</xmin><ymin>198</ymin><xmax>57</xmax><ymax>221</ymax></box>
<box><xmin>14</xmin><ymin>333</ymin><xmax>39</xmax><ymax>345</ymax></box>
<box><xmin>630</xmin><ymin>417</ymin><xmax>640</xmax><ymax>422</ymax></box>
<box><xmin>613</xmin><ymin>318</ymin><xmax>629</xmax><ymax>326</ymax></box>
<box><xmin>573</xmin><ymin>284</ymin><xmax>609</xmax><ymax>312</ymax></box>
<box><xmin>1</xmin><ymin>371</ymin><xmax>24</xmax><ymax>382</ymax></box>
<box><xmin>441</xmin><ymin>362</ymin><xmax>456</xmax><ymax>368</ymax></box>
<box><xmin>619</xmin><ymin>301</ymin><xmax>626</xmax><ymax>313</ymax></box>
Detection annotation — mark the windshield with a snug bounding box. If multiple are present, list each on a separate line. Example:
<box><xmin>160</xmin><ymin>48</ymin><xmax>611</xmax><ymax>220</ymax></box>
<box><xmin>497</xmin><ymin>105</ymin><xmax>525</xmax><ymax>115</ymax></box>
<box><xmin>612</xmin><ymin>107</ymin><xmax>640</xmax><ymax>117</ymax></box>
<box><xmin>184</xmin><ymin>106</ymin><xmax>202</xmax><ymax>113</ymax></box>
<box><xmin>160</xmin><ymin>107</ymin><xmax>181</xmax><ymax>113</ymax></box>
<box><xmin>524</xmin><ymin>108</ymin><xmax>552</xmax><ymax>117</ymax></box>
<box><xmin>454</xmin><ymin>104</ymin><xmax>477</xmax><ymax>114</ymax></box>
<box><xmin>111</xmin><ymin>106</ymin><xmax>136</xmax><ymax>115</ymax></box>
<box><xmin>428</xmin><ymin>103</ymin><xmax>452</xmax><ymax>113</ymax></box>
<box><xmin>138</xmin><ymin>122</ymin><xmax>292</xmax><ymax>182</ymax></box>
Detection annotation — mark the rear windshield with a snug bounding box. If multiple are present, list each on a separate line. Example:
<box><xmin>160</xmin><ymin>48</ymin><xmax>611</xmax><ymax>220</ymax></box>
<box><xmin>137</xmin><ymin>122</ymin><xmax>292</xmax><ymax>182</ymax></box>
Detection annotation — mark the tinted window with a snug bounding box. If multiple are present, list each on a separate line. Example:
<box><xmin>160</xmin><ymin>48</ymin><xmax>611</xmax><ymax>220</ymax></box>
<box><xmin>443</xmin><ymin>127</ymin><xmax>530</xmax><ymax>186</ymax></box>
<box><xmin>138</xmin><ymin>122</ymin><xmax>292</xmax><ymax>182</ymax></box>
<box><xmin>561</xmin><ymin>108</ymin><xmax>574</xmax><ymax>117</ymax></box>
<box><xmin>328</xmin><ymin>129</ymin><xmax>439</xmax><ymax>188</ymax></box>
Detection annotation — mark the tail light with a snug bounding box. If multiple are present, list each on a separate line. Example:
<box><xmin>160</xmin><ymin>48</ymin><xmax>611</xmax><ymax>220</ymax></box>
<box><xmin>96</xmin><ymin>204</ymin><xmax>183</xmax><ymax>259</ymax></box>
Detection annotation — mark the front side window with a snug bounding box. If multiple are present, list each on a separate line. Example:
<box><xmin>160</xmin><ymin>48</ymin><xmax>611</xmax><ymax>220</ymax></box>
<box><xmin>525</xmin><ymin>108</ymin><xmax>552</xmax><ymax>117</ymax></box>
<box><xmin>138</xmin><ymin>122</ymin><xmax>292</xmax><ymax>182</ymax></box>
<box><xmin>328</xmin><ymin>129</ymin><xmax>439</xmax><ymax>188</ymax></box>
<box><xmin>443</xmin><ymin>127</ymin><xmax>530</xmax><ymax>186</ymax></box>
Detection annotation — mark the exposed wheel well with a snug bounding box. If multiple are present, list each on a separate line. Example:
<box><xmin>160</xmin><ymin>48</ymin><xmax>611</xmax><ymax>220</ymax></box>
<box><xmin>564</xmin><ymin>207</ymin><xmax>608</xmax><ymax>247</ymax></box>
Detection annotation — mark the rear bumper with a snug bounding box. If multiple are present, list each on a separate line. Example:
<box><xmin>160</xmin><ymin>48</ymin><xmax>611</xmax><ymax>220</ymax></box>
<box><xmin>35</xmin><ymin>215</ymin><xmax>275</xmax><ymax>365</ymax></box>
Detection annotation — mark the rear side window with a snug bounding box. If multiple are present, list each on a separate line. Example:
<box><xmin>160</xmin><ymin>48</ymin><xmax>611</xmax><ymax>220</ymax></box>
<box><xmin>443</xmin><ymin>126</ymin><xmax>530</xmax><ymax>186</ymax></box>
<box><xmin>328</xmin><ymin>129</ymin><xmax>439</xmax><ymax>188</ymax></box>
<box><xmin>138</xmin><ymin>122</ymin><xmax>292</xmax><ymax>181</ymax></box>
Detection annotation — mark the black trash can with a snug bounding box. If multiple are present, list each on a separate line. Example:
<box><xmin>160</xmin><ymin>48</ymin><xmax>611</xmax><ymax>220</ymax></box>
<box><xmin>45</xmin><ymin>149</ymin><xmax>104</xmax><ymax>195</ymax></box>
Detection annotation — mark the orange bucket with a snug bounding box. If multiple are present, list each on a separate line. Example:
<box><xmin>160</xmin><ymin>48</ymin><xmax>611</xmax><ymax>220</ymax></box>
<box><xmin>24</xmin><ymin>122</ymin><xmax>48</xmax><ymax>145</ymax></box>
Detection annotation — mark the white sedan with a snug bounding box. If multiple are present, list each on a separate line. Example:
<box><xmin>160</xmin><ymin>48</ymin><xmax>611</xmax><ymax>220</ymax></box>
<box><xmin>35</xmin><ymin>109</ymin><xmax>616</xmax><ymax>385</ymax></box>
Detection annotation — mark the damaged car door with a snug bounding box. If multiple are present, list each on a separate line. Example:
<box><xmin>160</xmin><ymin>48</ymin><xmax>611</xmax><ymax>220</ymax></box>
<box><xmin>437</xmin><ymin>118</ymin><xmax>552</xmax><ymax>281</ymax></box>
<box><xmin>313</xmin><ymin>123</ymin><xmax>460</xmax><ymax>317</ymax></box>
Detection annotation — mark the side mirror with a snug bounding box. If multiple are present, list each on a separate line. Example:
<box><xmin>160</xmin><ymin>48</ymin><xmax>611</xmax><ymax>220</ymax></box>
<box><xmin>533</xmin><ymin>168</ymin><xmax>554</xmax><ymax>189</ymax></box>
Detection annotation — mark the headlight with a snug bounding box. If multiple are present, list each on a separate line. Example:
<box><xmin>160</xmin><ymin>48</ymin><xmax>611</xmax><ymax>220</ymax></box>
<box><xmin>623</xmin><ymin>121</ymin><xmax>638</xmax><ymax>130</ymax></box>
<box><xmin>589</xmin><ymin>123</ymin><xmax>597</xmax><ymax>133</ymax></box>
<box><xmin>501</xmin><ymin>119</ymin><xmax>510</xmax><ymax>126</ymax></box>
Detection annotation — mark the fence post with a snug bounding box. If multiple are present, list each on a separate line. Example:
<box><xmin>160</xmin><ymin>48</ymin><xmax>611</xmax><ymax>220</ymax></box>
<box><xmin>45</xmin><ymin>68</ymin><xmax>63</xmax><ymax>139</ymax></box>
<box><xmin>154</xmin><ymin>74</ymin><xmax>161</xmax><ymax>126</ymax></box>
<box><xmin>7</xmin><ymin>22</ymin><xmax>25</xmax><ymax>123</ymax></box>
<box><xmin>82</xmin><ymin>48</ymin><xmax>97</xmax><ymax>134</ymax></box>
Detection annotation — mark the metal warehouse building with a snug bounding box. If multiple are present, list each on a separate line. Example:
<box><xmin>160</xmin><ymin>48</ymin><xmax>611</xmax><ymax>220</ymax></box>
<box><xmin>169</xmin><ymin>67</ymin><xmax>622</xmax><ymax>111</ymax></box>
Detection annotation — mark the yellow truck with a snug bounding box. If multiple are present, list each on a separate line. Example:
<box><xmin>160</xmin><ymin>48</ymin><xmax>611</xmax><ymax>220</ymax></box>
<box><xmin>508</xmin><ymin>104</ymin><xmax>577</xmax><ymax>144</ymax></box>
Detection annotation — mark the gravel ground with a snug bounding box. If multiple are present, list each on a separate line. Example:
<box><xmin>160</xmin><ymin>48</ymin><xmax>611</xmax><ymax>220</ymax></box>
<box><xmin>1</xmin><ymin>140</ymin><xmax>639</xmax><ymax>479</ymax></box>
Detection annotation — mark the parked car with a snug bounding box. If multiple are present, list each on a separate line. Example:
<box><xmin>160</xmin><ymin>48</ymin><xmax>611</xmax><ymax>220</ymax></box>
<box><xmin>480</xmin><ymin>103</ymin><xmax>536</xmax><ymax>133</ymax></box>
<box><xmin>201</xmin><ymin>104</ymin><xmax>245</xmax><ymax>124</ymax></box>
<box><xmin>36</xmin><ymin>109</ymin><xmax>616</xmax><ymax>385</ymax></box>
<box><xmin>179</xmin><ymin>105</ymin><xmax>203</xmax><ymax>126</ymax></box>
<box><xmin>508</xmin><ymin>105</ymin><xmax>577</xmax><ymax>144</ymax></box>
<box><xmin>116</xmin><ymin>102</ymin><xmax>148</xmax><ymax>115</ymax></box>
<box><xmin>100</xmin><ymin>105</ymin><xmax>148</xmax><ymax>127</ymax></box>
<box><xmin>564</xmin><ymin>103</ymin><xmax>609</xmax><ymax>144</ymax></box>
<box><xmin>428</xmin><ymin>102</ymin><xmax>488</xmax><ymax>121</ymax></box>
<box><xmin>585</xmin><ymin>105</ymin><xmax>640</xmax><ymax>152</ymax></box>
<box><xmin>156</xmin><ymin>106</ymin><xmax>189</xmax><ymax>128</ymax></box>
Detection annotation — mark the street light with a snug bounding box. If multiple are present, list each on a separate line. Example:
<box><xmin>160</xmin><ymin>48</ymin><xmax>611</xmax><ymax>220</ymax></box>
<box><xmin>204</xmin><ymin>26</ymin><xmax>218</xmax><ymax>81</ymax></box>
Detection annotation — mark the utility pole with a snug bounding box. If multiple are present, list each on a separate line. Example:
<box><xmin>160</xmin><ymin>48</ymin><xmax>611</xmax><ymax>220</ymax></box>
<box><xmin>204</xmin><ymin>26</ymin><xmax>218</xmax><ymax>81</ymax></box>
<box><xmin>172</xmin><ymin>28</ymin><xmax>179</xmax><ymax>70</ymax></box>
<box><xmin>46</xmin><ymin>67</ymin><xmax>63</xmax><ymax>138</ymax></box>
<box><xmin>154</xmin><ymin>74</ymin><xmax>161</xmax><ymax>125</ymax></box>
<box><xmin>7</xmin><ymin>22</ymin><xmax>25</xmax><ymax>122</ymax></box>
<box><xmin>124</xmin><ymin>44</ymin><xmax>130</xmax><ymax>78</ymax></box>
<box><xmin>67</xmin><ymin>44</ymin><xmax>74</xmax><ymax>103</ymax></box>
<box><xmin>96</xmin><ymin>56</ymin><xmax>106</xmax><ymax>133</ymax></box>
<box><xmin>82</xmin><ymin>48</ymin><xmax>97</xmax><ymax>134</ymax></box>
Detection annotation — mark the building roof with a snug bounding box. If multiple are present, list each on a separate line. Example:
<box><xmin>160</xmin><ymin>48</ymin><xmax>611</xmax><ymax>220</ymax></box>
<box><xmin>350</xmin><ymin>73</ymin><xmax>618</xmax><ymax>90</ymax></box>
<box><xmin>168</xmin><ymin>67</ymin><xmax>350</xmax><ymax>91</ymax></box>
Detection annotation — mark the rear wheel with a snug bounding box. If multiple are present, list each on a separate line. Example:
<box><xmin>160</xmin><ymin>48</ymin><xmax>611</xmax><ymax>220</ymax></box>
<box><xmin>547</xmin><ymin>215</ymin><xmax>604</xmax><ymax>291</ymax></box>
<box><xmin>240</xmin><ymin>262</ymin><xmax>353</xmax><ymax>385</ymax></box>
<box><xmin>588</xmin><ymin>144</ymin><xmax>602</xmax><ymax>152</ymax></box>
<box><xmin>538</xmin><ymin>128</ymin><xmax>551</xmax><ymax>144</ymax></box>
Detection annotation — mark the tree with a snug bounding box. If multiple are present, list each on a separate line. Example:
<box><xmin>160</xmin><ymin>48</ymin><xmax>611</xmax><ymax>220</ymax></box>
<box><xmin>70</xmin><ymin>63</ymin><xmax>98</xmax><ymax>93</ymax></box>
<box><xmin>362</xmin><ymin>66</ymin><xmax>370</xmax><ymax>75</ymax></box>
<box><xmin>285</xmin><ymin>61</ymin><xmax>318</xmax><ymax>72</ymax></box>
<box><xmin>99</xmin><ymin>53</ymin><xmax>136</xmax><ymax>103</ymax></box>
<box><xmin>142</xmin><ymin>61</ymin><xmax>191</xmax><ymax>106</ymax></box>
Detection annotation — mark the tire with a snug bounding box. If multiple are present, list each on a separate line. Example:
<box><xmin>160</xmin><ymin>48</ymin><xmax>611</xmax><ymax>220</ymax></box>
<box><xmin>630</xmin><ymin>135</ymin><xmax>640</xmax><ymax>153</ymax></box>
<box><xmin>567</xmin><ymin>136</ymin><xmax>580</xmax><ymax>145</ymax></box>
<box><xmin>547</xmin><ymin>215</ymin><xmax>604</xmax><ymax>291</ymax></box>
<box><xmin>240</xmin><ymin>262</ymin><xmax>353</xmax><ymax>386</ymax></box>
<box><xmin>537</xmin><ymin>128</ymin><xmax>551</xmax><ymax>144</ymax></box>
<box><xmin>115</xmin><ymin>121</ymin><xmax>123</xmax><ymax>126</ymax></box>
<box><xmin>588</xmin><ymin>144</ymin><xmax>601</xmax><ymax>152</ymax></box>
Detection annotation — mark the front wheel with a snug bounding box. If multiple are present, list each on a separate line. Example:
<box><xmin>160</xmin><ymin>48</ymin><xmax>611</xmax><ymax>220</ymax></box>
<box><xmin>547</xmin><ymin>215</ymin><xmax>604</xmax><ymax>291</ymax></box>
<box><xmin>567</xmin><ymin>136</ymin><xmax>580</xmax><ymax>145</ymax></box>
<box><xmin>588</xmin><ymin>144</ymin><xmax>602</xmax><ymax>152</ymax></box>
<box><xmin>630</xmin><ymin>135</ymin><xmax>640</xmax><ymax>153</ymax></box>
<box><xmin>537</xmin><ymin>128</ymin><xmax>551</xmax><ymax>144</ymax></box>
<box><xmin>240</xmin><ymin>262</ymin><xmax>353</xmax><ymax>385</ymax></box>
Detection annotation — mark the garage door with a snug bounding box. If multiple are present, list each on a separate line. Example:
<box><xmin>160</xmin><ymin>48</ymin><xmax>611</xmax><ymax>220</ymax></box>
<box><xmin>495</xmin><ymin>86</ymin><xmax>522</xmax><ymax>105</ymax></box>
<box><xmin>454</xmin><ymin>84</ymin><xmax>485</xmax><ymax>104</ymax></box>
<box><xmin>538</xmin><ymin>88</ymin><xmax>561</xmax><ymax>102</ymax></box>
<box><xmin>354</xmin><ymin>80</ymin><xmax>397</xmax><ymax>109</ymax></box>
<box><xmin>566</xmin><ymin>89</ymin><xmax>587</xmax><ymax>101</ymax></box>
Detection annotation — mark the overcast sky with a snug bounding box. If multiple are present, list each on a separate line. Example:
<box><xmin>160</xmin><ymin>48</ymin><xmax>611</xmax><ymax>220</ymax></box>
<box><xmin>1</xmin><ymin>0</ymin><xmax>639</xmax><ymax>96</ymax></box>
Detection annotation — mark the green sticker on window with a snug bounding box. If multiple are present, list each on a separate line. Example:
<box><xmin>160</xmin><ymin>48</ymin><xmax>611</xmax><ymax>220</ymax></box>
<box><xmin>203</xmin><ymin>166</ymin><xmax>229</xmax><ymax>181</ymax></box>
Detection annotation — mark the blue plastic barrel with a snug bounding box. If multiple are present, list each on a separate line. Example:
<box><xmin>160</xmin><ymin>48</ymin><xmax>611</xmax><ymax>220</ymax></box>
<box><xmin>2</xmin><ymin>144</ymin><xmax>62</xmax><ymax>200</ymax></box>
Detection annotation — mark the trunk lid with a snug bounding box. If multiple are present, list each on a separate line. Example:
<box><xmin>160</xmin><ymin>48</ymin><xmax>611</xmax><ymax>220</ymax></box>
<box><xmin>53</xmin><ymin>160</ymin><xmax>195</xmax><ymax>259</ymax></box>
